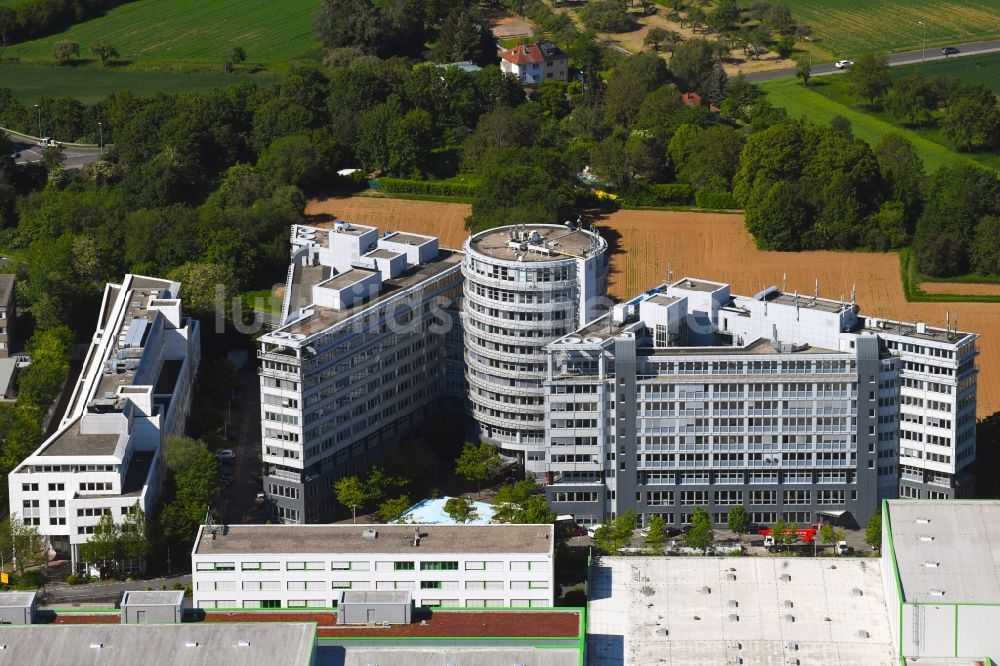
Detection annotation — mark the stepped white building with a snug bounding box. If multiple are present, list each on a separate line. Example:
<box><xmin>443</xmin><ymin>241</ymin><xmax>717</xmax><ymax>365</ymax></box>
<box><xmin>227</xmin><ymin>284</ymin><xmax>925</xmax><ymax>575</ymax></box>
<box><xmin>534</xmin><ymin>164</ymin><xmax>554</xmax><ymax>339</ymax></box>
<box><xmin>542</xmin><ymin>278</ymin><xmax>977</xmax><ymax>528</ymax></box>
<box><xmin>8</xmin><ymin>275</ymin><xmax>200</xmax><ymax>569</ymax></box>
<box><xmin>462</xmin><ymin>224</ymin><xmax>608</xmax><ymax>476</ymax></box>
<box><xmin>257</xmin><ymin>223</ymin><xmax>463</xmax><ymax>524</ymax></box>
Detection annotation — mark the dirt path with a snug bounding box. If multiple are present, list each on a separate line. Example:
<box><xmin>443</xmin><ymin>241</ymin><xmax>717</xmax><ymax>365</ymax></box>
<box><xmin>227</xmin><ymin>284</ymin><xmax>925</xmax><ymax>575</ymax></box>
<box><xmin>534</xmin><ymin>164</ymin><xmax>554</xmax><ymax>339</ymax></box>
<box><xmin>919</xmin><ymin>281</ymin><xmax>1000</xmax><ymax>296</ymax></box>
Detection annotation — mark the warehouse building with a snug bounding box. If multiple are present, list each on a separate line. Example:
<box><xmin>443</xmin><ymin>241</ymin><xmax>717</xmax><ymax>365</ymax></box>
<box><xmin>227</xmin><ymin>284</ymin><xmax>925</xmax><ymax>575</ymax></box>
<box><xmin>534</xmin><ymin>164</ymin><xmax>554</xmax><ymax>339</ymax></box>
<box><xmin>120</xmin><ymin>590</ymin><xmax>185</xmax><ymax>624</ymax></box>
<box><xmin>589</xmin><ymin>555</ymin><xmax>896</xmax><ymax>665</ymax></box>
<box><xmin>6</xmin><ymin>274</ymin><xmax>200</xmax><ymax>570</ymax></box>
<box><xmin>463</xmin><ymin>223</ymin><xmax>608</xmax><ymax>476</ymax></box>
<box><xmin>0</xmin><ymin>591</ymin><xmax>37</xmax><ymax>625</ymax></box>
<box><xmin>191</xmin><ymin>523</ymin><xmax>555</xmax><ymax>611</ymax></box>
<box><xmin>258</xmin><ymin>223</ymin><xmax>463</xmax><ymax>524</ymax></box>
<box><xmin>543</xmin><ymin>277</ymin><xmax>978</xmax><ymax>528</ymax></box>
<box><xmin>882</xmin><ymin>499</ymin><xmax>1000</xmax><ymax>662</ymax></box>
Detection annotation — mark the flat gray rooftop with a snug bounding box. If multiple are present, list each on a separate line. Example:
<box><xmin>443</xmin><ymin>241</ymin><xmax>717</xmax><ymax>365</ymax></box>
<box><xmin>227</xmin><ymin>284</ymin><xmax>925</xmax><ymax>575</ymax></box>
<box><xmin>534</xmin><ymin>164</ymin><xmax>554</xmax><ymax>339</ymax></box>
<box><xmin>341</xmin><ymin>590</ymin><xmax>410</xmax><ymax>605</ymax></box>
<box><xmin>383</xmin><ymin>232</ymin><xmax>434</xmax><ymax>246</ymax></box>
<box><xmin>670</xmin><ymin>278</ymin><xmax>727</xmax><ymax>293</ymax></box>
<box><xmin>337</xmin><ymin>648</ymin><xmax>579</xmax><ymax>666</ymax></box>
<box><xmin>366</xmin><ymin>249</ymin><xmax>401</xmax><ymax>260</ymax></box>
<box><xmin>863</xmin><ymin>318</ymin><xmax>973</xmax><ymax>345</ymax></box>
<box><xmin>642</xmin><ymin>337</ymin><xmax>842</xmax><ymax>357</ymax></box>
<box><xmin>771</xmin><ymin>292</ymin><xmax>851</xmax><ymax>314</ymax></box>
<box><xmin>0</xmin><ymin>623</ymin><xmax>315</xmax><ymax>666</ymax></box>
<box><xmin>276</xmin><ymin>250</ymin><xmax>462</xmax><ymax>338</ymax></box>
<box><xmin>588</xmin><ymin>556</ymin><xmax>894</xmax><ymax>666</ymax></box>
<box><xmin>194</xmin><ymin>524</ymin><xmax>553</xmax><ymax>556</ymax></box>
<box><xmin>317</xmin><ymin>268</ymin><xmax>377</xmax><ymax>291</ymax></box>
<box><xmin>0</xmin><ymin>273</ymin><xmax>13</xmax><ymax>306</ymax></box>
<box><xmin>122</xmin><ymin>590</ymin><xmax>184</xmax><ymax>606</ymax></box>
<box><xmin>887</xmin><ymin>500</ymin><xmax>1000</xmax><ymax>603</ymax></box>
<box><xmin>0</xmin><ymin>591</ymin><xmax>35</xmax><ymax>607</ymax></box>
<box><xmin>468</xmin><ymin>225</ymin><xmax>603</xmax><ymax>262</ymax></box>
<box><xmin>38</xmin><ymin>417</ymin><xmax>122</xmax><ymax>457</ymax></box>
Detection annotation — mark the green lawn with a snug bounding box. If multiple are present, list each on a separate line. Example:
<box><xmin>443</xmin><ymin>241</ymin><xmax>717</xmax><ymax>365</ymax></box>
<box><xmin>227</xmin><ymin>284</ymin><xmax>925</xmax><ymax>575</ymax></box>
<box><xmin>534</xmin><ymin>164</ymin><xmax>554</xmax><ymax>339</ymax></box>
<box><xmin>0</xmin><ymin>61</ymin><xmax>280</xmax><ymax>104</ymax></box>
<box><xmin>891</xmin><ymin>52</ymin><xmax>1000</xmax><ymax>93</ymax></box>
<box><xmin>784</xmin><ymin>0</ymin><xmax>1000</xmax><ymax>58</ymax></box>
<box><xmin>5</xmin><ymin>0</ymin><xmax>320</xmax><ymax>64</ymax></box>
<box><xmin>760</xmin><ymin>77</ymin><xmax>996</xmax><ymax>173</ymax></box>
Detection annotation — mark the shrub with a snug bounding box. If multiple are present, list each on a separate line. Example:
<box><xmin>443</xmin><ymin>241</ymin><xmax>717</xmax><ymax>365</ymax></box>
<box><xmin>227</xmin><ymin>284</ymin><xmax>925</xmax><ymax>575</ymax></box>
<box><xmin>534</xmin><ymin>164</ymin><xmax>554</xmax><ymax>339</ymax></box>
<box><xmin>376</xmin><ymin>177</ymin><xmax>479</xmax><ymax>198</ymax></box>
<box><xmin>183</xmin><ymin>583</ymin><xmax>193</xmax><ymax>597</ymax></box>
<box><xmin>649</xmin><ymin>183</ymin><xmax>694</xmax><ymax>204</ymax></box>
<box><xmin>695</xmin><ymin>188</ymin><xmax>738</xmax><ymax>209</ymax></box>
<box><xmin>66</xmin><ymin>574</ymin><xmax>78</xmax><ymax>585</ymax></box>
<box><xmin>17</xmin><ymin>570</ymin><xmax>44</xmax><ymax>589</ymax></box>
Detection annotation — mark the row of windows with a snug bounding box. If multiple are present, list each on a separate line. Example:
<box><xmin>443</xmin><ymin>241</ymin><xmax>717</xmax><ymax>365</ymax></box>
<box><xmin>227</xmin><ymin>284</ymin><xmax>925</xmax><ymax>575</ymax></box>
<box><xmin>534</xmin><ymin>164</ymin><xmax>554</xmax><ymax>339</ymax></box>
<box><xmin>198</xmin><ymin>599</ymin><xmax>549</xmax><ymax>610</ymax></box>
<box><xmin>196</xmin><ymin>560</ymin><xmax>546</xmax><ymax>572</ymax></box>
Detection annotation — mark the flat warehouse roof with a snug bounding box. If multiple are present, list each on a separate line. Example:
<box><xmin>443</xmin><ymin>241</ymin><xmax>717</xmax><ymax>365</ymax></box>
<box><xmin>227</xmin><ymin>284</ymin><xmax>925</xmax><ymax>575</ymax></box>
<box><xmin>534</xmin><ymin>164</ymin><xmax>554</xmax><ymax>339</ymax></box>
<box><xmin>588</xmin><ymin>556</ymin><xmax>895</xmax><ymax>666</ymax></box>
<box><xmin>887</xmin><ymin>500</ymin><xmax>1000</xmax><ymax>603</ymax></box>
<box><xmin>194</xmin><ymin>524</ymin><xmax>554</xmax><ymax>556</ymax></box>
<box><xmin>0</xmin><ymin>591</ymin><xmax>35</xmax><ymax>607</ymax></box>
<box><xmin>0</xmin><ymin>623</ymin><xmax>316</xmax><ymax>666</ymax></box>
<box><xmin>121</xmin><ymin>590</ymin><xmax>184</xmax><ymax>606</ymax></box>
<box><xmin>338</xmin><ymin>648</ymin><xmax>579</xmax><ymax>666</ymax></box>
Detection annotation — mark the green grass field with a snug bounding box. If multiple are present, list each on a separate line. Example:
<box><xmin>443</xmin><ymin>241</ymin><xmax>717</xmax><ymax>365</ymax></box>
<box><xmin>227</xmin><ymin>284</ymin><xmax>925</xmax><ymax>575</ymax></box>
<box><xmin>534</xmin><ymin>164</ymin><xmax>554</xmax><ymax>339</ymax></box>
<box><xmin>0</xmin><ymin>61</ymin><xmax>280</xmax><ymax>103</ymax></box>
<box><xmin>760</xmin><ymin>77</ymin><xmax>996</xmax><ymax>173</ymax></box>
<box><xmin>891</xmin><ymin>52</ymin><xmax>1000</xmax><ymax>93</ymax></box>
<box><xmin>5</xmin><ymin>0</ymin><xmax>320</xmax><ymax>64</ymax></box>
<box><xmin>785</xmin><ymin>0</ymin><xmax>1000</xmax><ymax>58</ymax></box>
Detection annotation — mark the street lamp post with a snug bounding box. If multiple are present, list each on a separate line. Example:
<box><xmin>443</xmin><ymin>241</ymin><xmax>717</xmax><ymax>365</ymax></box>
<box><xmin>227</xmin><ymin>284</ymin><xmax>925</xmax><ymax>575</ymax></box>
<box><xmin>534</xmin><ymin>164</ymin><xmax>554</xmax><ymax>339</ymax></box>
<box><xmin>33</xmin><ymin>104</ymin><xmax>41</xmax><ymax>140</ymax></box>
<box><xmin>98</xmin><ymin>121</ymin><xmax>103</xmax><ymax>154</ymax></box>
<box><xmin>918</xmin><ymin>21</ymin><xmax>926</xmax><ymax>63</ymax></box>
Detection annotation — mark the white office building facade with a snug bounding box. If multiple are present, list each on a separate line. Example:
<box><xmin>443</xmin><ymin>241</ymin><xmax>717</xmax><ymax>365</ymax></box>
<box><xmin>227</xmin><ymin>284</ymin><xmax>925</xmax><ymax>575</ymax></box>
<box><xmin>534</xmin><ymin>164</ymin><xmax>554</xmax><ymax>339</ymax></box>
<box><xmin>258</xmin><ymin>223</ymin><xmax>463</xmax><ymax>524</ymax></box>
<box><xmin>191</xmin><ymin>524</ymin><xmax>555</xmax><ymax>610</ymax></box>
<box><xmin>8</xmin><ymin>275</ymin><xmax>199</xmax><ymax>568</ymax></box>
<box><xmin>542</xmin><ymin>278</ymin><xmax>977</xmax><ymax>528</ymax></box>
<box><xmin>462</xmin><ymin>224</ymin><xmax>608</xmax><ymax>476</ymax></box>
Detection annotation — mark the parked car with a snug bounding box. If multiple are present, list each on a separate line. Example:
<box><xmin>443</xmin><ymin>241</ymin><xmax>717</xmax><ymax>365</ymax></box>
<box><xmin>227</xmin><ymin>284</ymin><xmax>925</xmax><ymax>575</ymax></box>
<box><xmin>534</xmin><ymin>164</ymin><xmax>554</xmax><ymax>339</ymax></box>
<box><xmin>834</xmin><ymin>60</ymin><xmax>854</xmax><ymax>69</ymax></box>
<box><xmin>941</xmin><ymin>46</ymin><xmax>959</xmax><ymax>55</ymax></box>
<box><xmin>255</xmin><ymin>492</ymin><xmax>266</xmax><ymax>504</ymax></box>
<box><xmin>586</xmin><ymin>525</ymin><xmax>600</xmax><ymax>539</ymax></box>
<box><xmin>836</xmin><ymin>540</ymin><xmax>850</xmax><ymax>555</ymax></box>
<box><xmin>215</xmin><ymin>448</ymin><xmax>236</xmax><ymax>459</ymax></box>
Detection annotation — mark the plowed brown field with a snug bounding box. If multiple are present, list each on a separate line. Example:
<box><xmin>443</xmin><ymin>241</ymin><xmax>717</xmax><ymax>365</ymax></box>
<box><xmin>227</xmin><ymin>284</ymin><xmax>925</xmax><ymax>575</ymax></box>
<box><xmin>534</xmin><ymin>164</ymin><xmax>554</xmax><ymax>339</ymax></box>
<box><xmin>307</xmin><ymin>196</ymin><xmax>1000</xmax><ymax>415</ymax></box>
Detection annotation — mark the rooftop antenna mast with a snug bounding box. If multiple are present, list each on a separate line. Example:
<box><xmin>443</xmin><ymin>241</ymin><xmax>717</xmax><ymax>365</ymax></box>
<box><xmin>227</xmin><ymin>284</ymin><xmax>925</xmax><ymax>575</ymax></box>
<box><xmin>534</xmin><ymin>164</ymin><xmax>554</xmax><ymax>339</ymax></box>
<box><xmin>814</xmin><ymin>278</ymin><xmax>819</xmax><ymax>300</ymax></box>
<box><xmin>946</xmin><ymin>311</ymin><xmax>951</xmax><ymax>337</ymax></box>
<box><xmin>668</xmin><ymin>261</ymin><xmax>673</xmax><ymax>284</ymax></box>
<box><xmin>782</xmin><ymin>273</ymin><xmax>787</xmax><ymax>292</ymax></box>
<box><xmin>850</xmin><ymin>284</ymin><xmax>856</xmax><ymax>306</ymax></box>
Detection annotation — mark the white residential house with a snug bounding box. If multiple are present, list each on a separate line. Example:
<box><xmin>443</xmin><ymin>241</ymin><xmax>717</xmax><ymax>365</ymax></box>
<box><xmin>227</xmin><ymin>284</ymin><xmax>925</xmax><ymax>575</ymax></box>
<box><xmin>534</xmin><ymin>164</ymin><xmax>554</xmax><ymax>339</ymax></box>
<box><xmin>191</xmin><ymin>524</ymin><xmax>555</xmax><ymax>610</ymax></box>
<box><xmin>499</xmin><ymin>40</ymin><xmax>568</xmax><ymax>84</ymax></box>
<box><xmin>7</xmin><ymin>275</ymin><xmax>200</xmax><ymax>571</ymax></box>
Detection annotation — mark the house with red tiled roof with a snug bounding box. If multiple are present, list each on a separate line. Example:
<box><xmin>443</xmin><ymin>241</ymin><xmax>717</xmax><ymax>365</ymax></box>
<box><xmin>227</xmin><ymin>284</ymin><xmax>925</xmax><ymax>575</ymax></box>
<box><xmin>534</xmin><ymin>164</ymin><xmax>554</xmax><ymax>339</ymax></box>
<box><xmin>499</xmin><ymin>40</ymin><xmax>568</xmax><ymax>84</ymax></box>
<box><xmin>681</xmin><ymin>90</ymin><xmax>721</xmax><ymax>113</ymax></box>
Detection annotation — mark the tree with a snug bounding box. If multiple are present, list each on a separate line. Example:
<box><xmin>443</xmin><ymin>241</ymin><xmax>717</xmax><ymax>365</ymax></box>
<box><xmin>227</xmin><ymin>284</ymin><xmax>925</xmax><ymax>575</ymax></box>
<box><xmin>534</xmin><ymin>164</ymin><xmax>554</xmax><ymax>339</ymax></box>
<box><xmin>849</xmin><ymin>52</ymin><xmax>892</xmax><ymax>108</ymax></box>
<box><xmin>166</xmin><ymin>262</ymin><xmax>237</xmax><ymax>314</ymax></box>
<box><xmin>829</xmin><ymin>114</ymin><xmax>852</xmax><ymax>136</ymax></box>
<box><xmin>314</xmin><ymin>0</ymin><xmax>382</xmax><ymax>53</ymax></box>
<box><xmin>364</xmin><ymin>466</ymin><xmax>407</xmax><ymax>506</ymax></box>
<box><xmin>378</xmin><ymin>495</ymin><xmax>411</xmax><ymax>523</ymax></box>
<box><xmin>885</xmin><ymin>73</ymin><xmax>938</xmax><ymax>125</ymax></box>
<box><xmin>0</xmin><ymin>7</ymin><xmax>15</xmax><ymax>60</ymax></box>
<box><xmin>444</xmin><ymin>497</ymin><xmax>479</xmax><ymax>524</ymax></box>
<box><xmin>0</xmin><ymin>515</ymin><xmax>45</xmax><ymax>576</ymax></box>
<box><xmin>160</xmin><ymin>439</ymin><xmax>219</xmax><ymax>548</ymax></box>
<box><xmin>89</xmin><ymin>40</ymin><xmax>119</xmax><ymax>65</ymax></box>
<box><xmin>53</xmin><ymin>40</ymin><xmax>80</xmax><ymax>64</ymax></box>
<box><xmin>941</xmin><ymin>84</ymin><xmax>1000</xmax><ymax>152</ymax></box>
<box><xmin>644</xmin><ymin>27</ymin><xmax>679</xmax><ymax>52</ymax></box>
<box><xmin>434</xmin><ymin>7</ymin><xmax>489</xmax><ymax>65</ymax></box>
<box><xmin>795</xmin><ymin>58</ymin><xmax>811</xmax><ymax>86</ymax></box>
<box><xmin>775</xmin><ymin>35</ymin><xmax>795</xmax><ymax>59</ymax></box>
<box><xmin>579</xmin><ymin>0</ymin><xmax>635</xmax><ymax>33</ymax></box>
<box><xmin>492</xmin><ymin>479</ymin><xmax>556</xmax><ymax>524</ymax></box>
<box><xmin>670</xmin><ymin>38</ymin><xmax>717</xmax><ymax>93</ymax></box>
<box><xmin>594</xmin><ymin>511</ymin><xmax>636</xmax><ymax>555</ymax></box>
<box><xmin>644</xmin><ymin>514</ymin><xmax>667</xmax><ymax>552</ymax></box>
<box><xmin>770</xmin><ymin>516</ymin><xmax>788</xmax><ymax>550</ymax></box>
<box><xmin>603</xmin><ymin>51</ymin><xmax>670</xmax><ymax>125</ymax></box>
<box><xmin>783</xmin><ymin>521</ymin><xmax>799</xmax><ymax>548</ymax></box>
<box><xmin>819</xmin><ymin>523</ymin><xmax>836</xmax><ymax>552</ymax></box>
<box><xmin>973</xmin><ymin>216</ymin><xmax>1000</xmax><ymax>275</ymax></box>
<box><xmin>79</xmin><ymin>512</ymin><xmax>120</xmax><ymax>570</ymax></box>
<box><xmin>874</xmin><ymin>133</ymin><xmax>926</xmax><ymax>228</ymax></box>
<box><xmin>120</xmin><ymin>502</ymin><xmax>150</xmax><ymax>573</ymax></box>
<box><xmin>334</xmin><ymin>476</ymin><xmax>368</xmax><ymax>523</ymax></box>
<box><xmin>727</xmin><ymin>505</ymin><xmax>749</xmax><ymax>544</ymax></box>
<box><xmin>455</xmin><ymin>441</ymin><xmax>502</xmax><ymax>494</ymax></box>
<box><xmin>866</xmin><ymin>512</ymin><xmax>882</xmax><ymax>551</ymax></box>
<box><xmin>684</xmin><ymin>507</ymin><xmax>714</xmax><ymax>554</ymax></box>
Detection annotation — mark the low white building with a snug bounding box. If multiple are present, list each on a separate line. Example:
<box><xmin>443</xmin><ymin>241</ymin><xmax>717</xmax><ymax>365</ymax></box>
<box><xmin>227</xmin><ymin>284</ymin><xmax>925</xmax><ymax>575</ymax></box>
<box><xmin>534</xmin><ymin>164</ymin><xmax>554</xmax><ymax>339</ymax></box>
<box><xmin>882</xmin><ymin>499</ymin><xmax>1000</xmax><ymax>662</ymax></box>
<box><xmin>7</xmin><ymin>275</ymin><xmax>199</xmax><ymax>570</ymax></box>
<box><xmin>499</xmin><ymin>40</ymin><xmax>568</xmax><ymax>84</ymax></box>
<box><xmin>191</xmin><ymin>524</ymin><xmax>555</xmax><ymax>611</ymax></box>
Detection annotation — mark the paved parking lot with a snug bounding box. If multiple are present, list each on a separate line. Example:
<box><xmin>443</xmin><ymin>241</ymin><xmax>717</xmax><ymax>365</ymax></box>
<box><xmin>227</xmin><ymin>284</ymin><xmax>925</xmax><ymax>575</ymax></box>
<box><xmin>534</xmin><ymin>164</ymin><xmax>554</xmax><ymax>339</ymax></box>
<box><xmin>9</xmin><ymin>138</ymin><xmax>103</xmax><ymax>170</ymax></box>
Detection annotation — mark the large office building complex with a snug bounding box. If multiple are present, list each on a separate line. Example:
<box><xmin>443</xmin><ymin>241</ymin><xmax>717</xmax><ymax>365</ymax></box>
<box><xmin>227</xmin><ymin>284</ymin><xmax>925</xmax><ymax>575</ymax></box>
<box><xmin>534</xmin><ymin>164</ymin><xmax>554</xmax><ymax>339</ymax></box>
<box><xmin>191</xmin><ymin>524</ymin><xmax>555</xmax><ymax>610</ymax></box>
<box><xmin>7</xmin><ymin>275</ymin><xmax>199</xmax><ymax>568</ymax></box>
<box><xmin>463</xmin><ymin>224</ymin><xmax>608</xmax><ymax>476</ymax></box>
<box><xmin>257</xmin><ymin>223</ymin><xmax>463</xmax><ymax>524</ymax></box>
<box><xmin>543</xmin><ymin>278</ymin><xmax>977</xmax><ymax>528</ymax></box>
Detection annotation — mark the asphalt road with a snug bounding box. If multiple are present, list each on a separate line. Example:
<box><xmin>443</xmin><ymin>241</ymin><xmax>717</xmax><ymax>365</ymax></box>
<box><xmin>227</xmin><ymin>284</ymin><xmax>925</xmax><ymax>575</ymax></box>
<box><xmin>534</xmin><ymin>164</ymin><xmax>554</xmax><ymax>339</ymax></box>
<box><xmin>747</xmin><ymin>38</ymin><xmax>1000</xmax><ymax>82</ymax></box>
<box><xmin>40</xmin><ymin>573</ymin><xmax>192</xmax><ymax>605</ymax></box>
<box><xmin>9</xmin><ymin>138</ymin><xmax>104</xmax><ymax>170</ymax></box>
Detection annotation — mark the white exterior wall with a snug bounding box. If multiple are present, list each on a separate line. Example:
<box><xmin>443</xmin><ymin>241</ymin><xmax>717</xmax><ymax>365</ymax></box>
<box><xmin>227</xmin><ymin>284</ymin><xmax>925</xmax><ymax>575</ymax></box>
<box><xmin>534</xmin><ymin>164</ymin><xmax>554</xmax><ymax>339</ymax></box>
<box><xmin>191</xmin><ymin>535</ymin><xmax>554</xmax><ymax>611</ymax></box>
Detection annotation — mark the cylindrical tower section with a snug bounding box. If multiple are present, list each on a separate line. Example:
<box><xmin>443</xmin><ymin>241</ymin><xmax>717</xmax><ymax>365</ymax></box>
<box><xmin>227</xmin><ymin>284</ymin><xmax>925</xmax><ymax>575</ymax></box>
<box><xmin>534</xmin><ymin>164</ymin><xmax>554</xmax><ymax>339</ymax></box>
<box><xmin>462</xmin><ymin>223</ymin><xmax>609</xmax><ymax>476</ymax></box>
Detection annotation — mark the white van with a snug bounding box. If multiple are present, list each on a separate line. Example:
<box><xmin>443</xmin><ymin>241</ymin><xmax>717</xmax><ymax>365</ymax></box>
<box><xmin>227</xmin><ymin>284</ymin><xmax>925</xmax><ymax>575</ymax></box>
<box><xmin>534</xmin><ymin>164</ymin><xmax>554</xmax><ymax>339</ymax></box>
<box><xmin>836</xmin><ymin>541</ymin><xmax>849</xmax><ymax>555</ymax></box>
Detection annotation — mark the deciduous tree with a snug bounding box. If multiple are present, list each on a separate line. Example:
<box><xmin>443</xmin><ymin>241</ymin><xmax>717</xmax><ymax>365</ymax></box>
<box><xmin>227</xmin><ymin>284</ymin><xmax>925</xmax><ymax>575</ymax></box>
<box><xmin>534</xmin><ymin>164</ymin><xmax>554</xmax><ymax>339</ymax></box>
<box><xmin>849</xmin><ymin>52</ymin><xmax>892</xmax><ymax>108</ymax></box>
<box><xmin>644</xmin><ymin>514</ymin><xmax>667</xmax><ymax>552</ymax></box>
<box><xmin>0</xmin><ymin>515</ymin><xmax>45</xmax><ymax>575</ymax></box>
<box><xmin>865</xmin><ymin>513</ymin><xmax>882</xmax><ymax>551</ymax></box>
<box><xmin>444</xmin><ymin>497</ymin><xmax>479</xmax><ymax>524</ymax></box>
<box><xmin>89</xmin><ymin>40</ymin><xmax>118</xmax><ymax>65</ymax></box>
<box><xmin>684</xmin><ymin>507</ymin><xmax>714</xmax><ymax>554</ymax></box>
<box><xmin>52</xmin><ymin>40</ymin><xmax>80</xmax><ymax>64</ymax></box>
<box><xmin>594</xmin><ymin>511</ymin><xmax>636</xmax><ymax>555</ymax></box>
<box><xmin>727</xmin><ymin>505</ymin><xmax>749</xmax><ymax>544</ymax></box>
<box><xmin>454</xmin><ymin>441</ymin><xmax>502</xmax><ymax>494</ymax></box>
<box><xmin>334</xmin><ymin>476</ymin><xmax>367</xmax><ymax>523</ymax></box>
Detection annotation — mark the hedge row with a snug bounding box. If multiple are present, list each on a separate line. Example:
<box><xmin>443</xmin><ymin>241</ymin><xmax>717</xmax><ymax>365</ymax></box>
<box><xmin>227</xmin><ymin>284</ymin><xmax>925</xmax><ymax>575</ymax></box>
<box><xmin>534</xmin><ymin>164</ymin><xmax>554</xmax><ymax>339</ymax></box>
<box><xmin>376</xmin><ymin>177</ymin><xmax>479</xmax><ymax>198</ymax></box>
<box><xmin>0</xmin><ymin>0</ymin><xmax>132</xmax><ymax>44</ymax></box>
<box><xmin>618</xmin><ymin>183</ymin><xmax>694</xmax><ymax>207</ymax></box>
<box><xmin>694</xmin><ymin>189</ymin><xmax>738</xmax><ymax>209</ymax></box>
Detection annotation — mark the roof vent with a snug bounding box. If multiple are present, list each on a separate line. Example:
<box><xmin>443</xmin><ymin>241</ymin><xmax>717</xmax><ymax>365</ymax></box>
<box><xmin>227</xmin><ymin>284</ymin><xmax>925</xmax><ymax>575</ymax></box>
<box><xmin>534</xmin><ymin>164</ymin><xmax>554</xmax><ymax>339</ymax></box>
<box><xmin>924</xmin><ymin>561</ymin><xmax>940</xmax><ymax>568</ymax></box>
<box><xmin>915</xmin><ymin>518</ymin><xmax>930</xmax><ymax>524</ymax></box>
<box><xmin>727</xmin><ymin>600</ymin><xmax>738</xmax><ymax>609</ymax></box>
<box><xmin>728</xmin><ymin>614</ymin><xmax>739</xmax><ymax>622</ymax></box>
<box><xmin>919</xmin><ymin>535</ymin><xmax>934</xmax><ymax>542</ymax></box>
<box><xmin>185</xmin><ymin>640</ymin><xmax>198</xmax><ymax>648</ymax></box>
<box><xmin>362</xmin><ymin>529</ymin><xmax>378</xmax><ymax>540</ymax></box>
<box><xmin>784</xmin><ymin>600</ymin><xmax>793</xmax><ymax>609</ymax></box>
<box><xmin>237</xmin><ymin>640</ymin><xmax>250</xmax><ymax>647</ymax></box>
<box><xmin>930</xmin><ymin>589</ymin><xmax>945</xmax><ymax>597</ymax></box>
<box><xmin>857</xmin><ymin>630</ymin><xmax>870</xmax><ymax>639</ymax></box>
<box><xmin>90</xmin><ymin>642</ymin><xmax>103</xmax><ymax>649</ymax></box>
<box><xmin>726</xmin><ymin>573</ymin><xmax>736</xmax><ymax>581</ymax></box>
<box><xmin>786</xmin><ymin>641</ymin><xmax>798</xmax><ymax>650</ymax></box>
<box><xmin>852</xmin><ymin>588</ymin><xmax>863</xmax><ymax>597</ymax></box>
<box><xmin>780</xmin><ymin>574</ymin><xmax>791</xmax><ymax>582</ymax></box>
<box><xmin>700</xmin><ymin>586</ymin><xmax>711</xmax><ymax>594</ymax></box>
<box><xmin>784</xmin><ymin>614</ymin><xmax>795</xmax><ymax>623</ymax></box>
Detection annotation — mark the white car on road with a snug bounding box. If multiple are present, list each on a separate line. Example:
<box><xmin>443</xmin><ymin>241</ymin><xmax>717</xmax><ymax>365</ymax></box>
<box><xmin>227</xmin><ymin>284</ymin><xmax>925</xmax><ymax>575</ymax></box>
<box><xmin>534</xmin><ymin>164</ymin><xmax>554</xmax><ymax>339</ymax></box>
<box><xmin>835</xmin><ymin>60</ymin><xmax>854</xmax><ymax>69</ymax></box>
<box><xmin>215</xmin><ymin>448</ymin><xmax>236</xmax><ymax>459</ymax></box>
